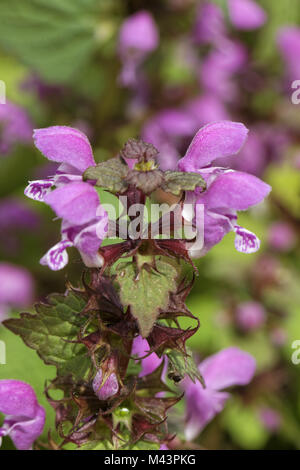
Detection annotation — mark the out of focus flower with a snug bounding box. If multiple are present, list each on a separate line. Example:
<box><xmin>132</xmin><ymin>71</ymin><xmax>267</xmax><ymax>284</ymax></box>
<box><xmin>199</xmin><ymin>40</ymin><xmax>247</xmax><ymax>103</ymax></box>
<box><xmin>0</xmin><ymin>262</ymin><xmax>34</xmax><ymax>322</ymax></box>
<box><xmin>21</xmin><ymin>74</ymin><xmax>65</xmax><ymax>102</ymax></box>
<box><xmin>270</xmin><ymin>327</ymin><xmax>287</xmax><ymax>347</ymax></box>
<box><xmin>132</xmin><ymin>336</ymin><xmax>162</xmax><ymax>377</ymax></box>
<box><xmin>0</xmin><ymin>380</ymin><xmax>45</xmax><ymax>450</ymax></box>
<box><xmin>142</xmin><ymin>109</ymin><xmax>196</xmax><ymax>170</ymax></box>
<box><xmin>194</xmin><ymin>2</ymin><xmax>226</xmax><ymax>45</ymax></box>
<box><xmin>25</xmin><ymin>126</ymin><xmax>108</xmax><ymax>270</ymax></box>
<box><xmin>178</xmin><ymin>121</ymin><xmax>271</xmax><ymax>257</ymax></box>
<box><xmin>268</xmin><ymin>221</ymin><xmax>297</xmax><ymax>252</ymax></box>
<box><xmin>259</xmin><ymin>407</ymin><xmax>281</xmax><ymax>432</ymax></box>
<box><xmin>118</xmin><ymin>11</ymin><xmax>159</xmax><ymax>87</ymax></box>
<box><xmin>278</xmin><ymin>27</ymin><xmax>300</xmax><ymax>85</ymax></box>
<box><xmin>182</xmin><ymin>347</ymin><xmax>256</xmax><ymax>439</ymax></box>
<box><xmin>236</xmin><ymin>301</ymin><xmax>266</xmax><ymax>332</ymax></box>
<box><xmin>0</xmin><ymin>198</ymin><xmax>39</xmax><ymax>254</ymax></box>
<box><xmin>184</xmin><ymin>94</ymin><xmax>229</xmax><ymax>128</ymax></box>
<box><xmin>0</xmin><ymin>101</ymin><xmax>32</xmax><ymax>155</ymax></box>
<box><xmin>227</xmin><ymin>0</ymin><xmax>267</xmax><ymax>31</ymax></box>
<box><xmin>218</xmin><ymin>124</ymin><xmax>289</xmax><ymax>176</ymax></box>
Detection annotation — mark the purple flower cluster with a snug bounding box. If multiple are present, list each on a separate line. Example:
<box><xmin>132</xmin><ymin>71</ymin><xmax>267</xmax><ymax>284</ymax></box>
<box><xmin>25</xmin><ymin>126</ymin><xmax>108</xmax><ymax>270</ymax></box>
<box><xmin>178</xmin><ymin>121</ymin><xmax>271</xmax><ymax>256</ymax></box>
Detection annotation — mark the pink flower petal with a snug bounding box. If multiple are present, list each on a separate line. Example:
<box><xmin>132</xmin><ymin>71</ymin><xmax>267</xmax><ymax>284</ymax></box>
<box><xmin>178</xmin><ymin>121</ymin><xmax>248</xmax><ymax>172</ymax></box>
<box><xmin>7</xmin><ymin>405</ymin><xmax>45</xmax><ymax>450</ymax></box>
<box><xmin>200</xmin><ymin>347</ymin><xmax>256</xmax><ymax>391</ymax></box>
<box><xmin>204</xmin><ymin>171</ymin><xmax>271</xmax><ymax>211</ymax></box>
<box><xmin>44</xmin><ymin>182</ymin><xmax>100</xmax><ymax>225</ymax></box>
<box><xmin>33</xmin><ymin>126</ymin><xmax>95</xmax><ymax>173</ymax></box>
<box><xmin>0</xmin><ymin>380</ymin><xmax>38</xmax><ymax>418</ymax></box>
<box><xmin>185</xmin><ymin>389</ymin><xmax>229</xmax><ymax>439</ymax></box>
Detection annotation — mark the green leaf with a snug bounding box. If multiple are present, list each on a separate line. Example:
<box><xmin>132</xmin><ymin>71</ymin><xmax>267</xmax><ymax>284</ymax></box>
<box><xmin>162</xmin><ymin>171</ymin><xmax>206</xmax><ymax>196</ymax></box>
<box><xmin>83</xmin><ymin>157</ymin><xmax>129</xmax><ymax>193</ymax></box>
<box><xmin>115</xmin><ymin>259</ymin><xmax>179</xmax><ymax>337</ymax></box>
<box><xmin>166</xmin><ymin>347</ymin><xmax>204</xmax><ymax>386</ymax></box>
<box><xmin>4</xmin><ymin>291</ymin><xmax>90</xmax><ymax>378</ymax></box>
<box><xmin>0</xmin><ymin>0</ymin><xmax>103</xmax><ymax>83</ymax></box>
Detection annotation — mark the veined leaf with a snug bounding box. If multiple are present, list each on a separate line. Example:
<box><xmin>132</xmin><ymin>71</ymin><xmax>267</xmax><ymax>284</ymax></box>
<box><xmin>4</xmin><ymin>291</ymin><xmax>90</xmax><ymax>378</ymax></box>
<box><xmin>116</xmin><ymin>259</ymin><xmax>179</xmax><ymax>337</ymax></box>
<box><xmin>0</xmin><ymin>0</ymin><xmax>103</xmax><ymax>83</ymax></box>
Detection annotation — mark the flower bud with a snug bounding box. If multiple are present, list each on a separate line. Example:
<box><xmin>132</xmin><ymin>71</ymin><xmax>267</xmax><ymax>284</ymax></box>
<box><xmin>92</xmin><ymin>366</ymin><xmax>119</xmax><ymax>401</ymax></box>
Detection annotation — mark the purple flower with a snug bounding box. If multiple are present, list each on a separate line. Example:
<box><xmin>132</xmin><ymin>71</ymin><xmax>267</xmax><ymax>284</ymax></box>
<box><xmin>132</xmin><ymin>336</ymin><xmax>162</xmax><ymax>377</ymax></box>
<box><xmin>228</xmin><ymin>124</ymin><xmax>288</xmax><ymax>176</ymax></box>
<box><xmin>24</xmin><ymin>126</ymin><xmax>108</xmax><ymax>270</ymax></box>
<box><xmin>0</xmin><ymin>380</ymin><xmax>45</xmax><ymax>450</ymax></box>
<box><xmin>0</xmin><ymin>198</ymin><xmax>39</xmax><ymax>231</ymax></box>
<box><xmin>268</xmin><ymin>221</ymin><xmax>297</xmax><ymax>252</ymax></box>
<box><xmin>270</xmin><ymin>327</ymin><xmax>287</xmax><ymax>347</ymax></box>
<box><xmin>0</xmin><ymin>263</ymin><xmax>34</xmax><ymax>322</ymax></box>
<box><xmin>227</xmin><ymin>0</ymin><xmax>267</xmax><ymax>31</ymax></box>
<box><xmin>184</xmin><ymin>94</ymin><xmax>230</xmax><ymax>129</ymax></box>
<box><xmin>92</xmin><ymin>370</ymin><xmax>119</xmax><ymax>401</ymax></box>
<box><xmin>178</xmin><ymin>121</ymin><xmax>271</xmax><ymax>257</ymax></box>
<box><xmin>0</xmin><ymin>101</ymin><xmax>32</xmax><ymax>155</ymax></box>
<box><xmin>236</xmin><ymin>301</ymin><xmax>266</xmax><ymax>332</ymax></box>
<box><xmin>259</xmin><ymin>407</ymin><xmax>281</xmax><ymax>432</ymax></box>
<box><xmin>199</xmin><ymin>39</ymin><xmax>247</xmax><ymax>102</ymax></box>
<box><xmin>182</xmin><ymin>347</ymin><xmax>256</xmax><ymax>439</ymax></box>
<box><xmin>118</xmin><ymin>11</ymin><xmax>159</xmax><ymax>87</ymax></box>
<box><xmin>194</xmin><ymin>2</ymin><xmax>226</xmax><ymax>45</ymax></box>
<box><xmin>277</xmin><ymin>27</ymin><xmax>300</xmax><ymax>85</ymax></box>
<box><xmin>0</xmin><ymin>198</ymin><xmax>40</xmax><ymax>254</ymax></box>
